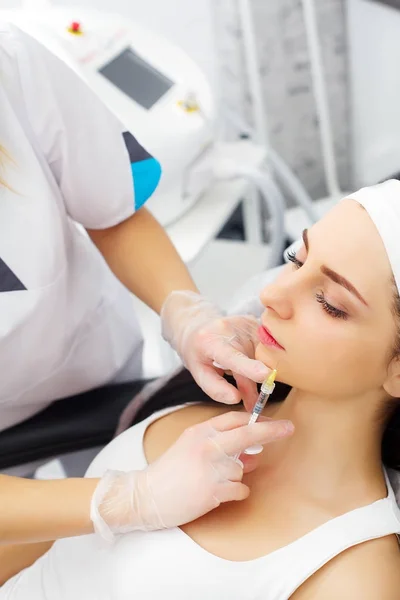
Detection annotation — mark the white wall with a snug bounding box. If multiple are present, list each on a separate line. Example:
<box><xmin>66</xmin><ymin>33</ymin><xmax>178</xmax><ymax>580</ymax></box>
<box><xmin>215</xmin><ymin>0</ymin><xmax>350</xmax><ymax>199</ymax></box>
<box><xmin>347</xmin><ymin>0</ymin><xmax>400</xmax><ymax>185</ymax></box>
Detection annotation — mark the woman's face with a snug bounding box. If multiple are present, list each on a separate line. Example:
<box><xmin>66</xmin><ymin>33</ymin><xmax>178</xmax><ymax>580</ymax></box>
<box><xmin>256</xmin><ymin>199</ymin><xmax>398</xmax><ymax>399</ymax></box>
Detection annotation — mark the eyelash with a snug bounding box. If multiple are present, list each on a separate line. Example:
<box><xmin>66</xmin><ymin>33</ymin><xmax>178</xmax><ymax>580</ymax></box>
<box><xmin>286</xmin><ymin>250</ymin><xmax>348</xmax><ymax>320</ymax></box>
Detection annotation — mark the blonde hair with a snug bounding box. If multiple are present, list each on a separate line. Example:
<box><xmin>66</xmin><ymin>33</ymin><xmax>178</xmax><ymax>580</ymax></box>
<box><xmin>0</xmin><ymin>146</ymin><xmax>12</xmax><ymax>189</ymax></box>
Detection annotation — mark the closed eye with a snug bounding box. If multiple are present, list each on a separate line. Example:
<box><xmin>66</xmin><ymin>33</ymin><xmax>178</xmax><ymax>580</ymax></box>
<box><xmin>286</xmin><ymin>250</ymin><xmax>348</xmax><ymax>320</ymax></box>
<box><xmin>286</xmin><ymin>249</ymin><xmax>303</xmax><ymax>269</ymax></box>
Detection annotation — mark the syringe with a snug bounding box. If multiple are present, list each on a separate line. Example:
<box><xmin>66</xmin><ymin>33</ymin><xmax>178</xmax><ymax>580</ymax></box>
<box><xmin>233</xmin><ymin>368</ymin><xmax>277</xmax><ymax>462</ymax></box>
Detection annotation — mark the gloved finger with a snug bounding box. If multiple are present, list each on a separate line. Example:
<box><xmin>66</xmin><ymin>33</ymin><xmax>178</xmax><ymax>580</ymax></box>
<box><xmin>212</xmin><ymin>361</ymin><xmax>226</xmax><ymax>374</ymax></box>
<box><xmin>212</xmin><ymin>362</ymin><xmax>233</xmax><ymax>376</ymax></box>
<box><xmin>207</xmin><ymin>410</ymin><xmax>270</xmax><ymax>433</ymax></box>
<box><xmin>218</xmin><ymin>419</ymin><xmax>294</xmax><ymax>456</ymax></box>
<box><xmin>244</xmin><ymin>444</ymin><xmax>263</xmax><ymax>455</ymax></box>
<box><xmin>214</xmin><ymin>455</ymin><xmax>243</xmax><ymax>482</ymax></box>
<box><xmin>195</xmin><ymin>365</ymin><xmax>242</xmax><ymax>405</ymax></box>
<box><xmin>212</xmin><ymin>346</ymin><xmax>271</xmax><ymax>384</ymax></box>
<box><xmin>217</xmin><ymin>481</ymin><xmax>250</xmax><ymax>503</ymax></box>
<box><xmin>233</xmin><ymin>373</ymin><xmax>259</xmax><ymax>412</ymax></box>
<box><xmin>239</xmin><ymin>453</ymin><xmax>261</xmax><ymax>474</ymax></box>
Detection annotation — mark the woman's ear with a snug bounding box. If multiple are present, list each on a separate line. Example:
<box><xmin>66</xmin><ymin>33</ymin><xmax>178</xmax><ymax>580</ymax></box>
<box><xmin>383</xmin><ymin>355</ymin><xmax>400</xmax><ymax>398</ymax></box>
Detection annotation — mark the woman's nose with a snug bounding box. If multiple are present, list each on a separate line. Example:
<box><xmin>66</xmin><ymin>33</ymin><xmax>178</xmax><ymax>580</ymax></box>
<box><xmin>259</xmin><ymin>281</ymin><xmax>293</xmax><ymax>320</ymax></box>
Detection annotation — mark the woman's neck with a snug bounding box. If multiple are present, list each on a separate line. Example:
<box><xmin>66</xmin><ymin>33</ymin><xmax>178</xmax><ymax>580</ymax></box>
<box><xmin>260</xmin><ymin>387</ymin><xmax>387</xmax><ymax>504</ymax></box>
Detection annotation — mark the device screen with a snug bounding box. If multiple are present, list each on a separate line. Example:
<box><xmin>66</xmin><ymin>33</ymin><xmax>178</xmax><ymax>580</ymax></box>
<box><xmin>99</xmin><ymin>47</ymin><xmax>174</xmax><ymax>109</ymax></box>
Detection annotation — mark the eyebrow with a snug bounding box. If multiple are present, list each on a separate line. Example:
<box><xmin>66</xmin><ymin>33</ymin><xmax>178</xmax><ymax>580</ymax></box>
<box><xmin>302</xmin><ymin>229</ymin><xmax>368</xmax><ymax>307</ymax></box>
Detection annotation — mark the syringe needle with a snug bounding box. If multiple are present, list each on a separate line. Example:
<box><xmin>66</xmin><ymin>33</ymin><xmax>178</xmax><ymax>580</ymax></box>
<box><xmin>233</xmin><ymin>369</ymin><xmax>277</xmax><ymax>462</ymax></box>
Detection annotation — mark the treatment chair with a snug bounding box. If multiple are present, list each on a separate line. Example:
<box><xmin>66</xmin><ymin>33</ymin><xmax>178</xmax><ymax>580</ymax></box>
<box><xmin>0</xmin><ymin>264</ymin><xmax>285</xmax><ymax>479</ymax></box>
<box><xmin>0</xmin><ymin>380</ymin><xmax>153</xmax><ymax>477</ymax></box>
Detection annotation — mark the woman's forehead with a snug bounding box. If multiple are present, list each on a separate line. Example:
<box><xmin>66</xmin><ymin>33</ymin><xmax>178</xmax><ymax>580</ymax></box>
<box><xmin>314</xmin><ymin>199</ymin><xmax>384</xmax><ymax>254</ymax></box>
<box><xmin>310</xmin><ymin>200</ymin><xmax>394</xmax><ymax>301</ymax></box>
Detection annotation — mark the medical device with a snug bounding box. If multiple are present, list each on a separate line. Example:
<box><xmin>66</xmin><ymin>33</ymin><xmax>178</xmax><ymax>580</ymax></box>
<box><xmin>3</xmin><ymin>4</ymin><xmax>215</xmax><ymax>227</ymax></box>
<box><xmin>2</xmin><ymin>2</ymin><xmax>320</xmax><ymax>270</ymax></box>
<box><xmin>233</xmin><ymin>368</ymin><xmax>277</xmax><ymax>461</ymax></box>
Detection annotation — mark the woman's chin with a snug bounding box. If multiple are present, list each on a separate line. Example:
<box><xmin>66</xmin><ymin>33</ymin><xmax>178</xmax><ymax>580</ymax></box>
<box><xmin>255</xmin><ymin>343</ymin><xmax>291</xmax><ymax>387</ymax></box>
<box><xmin>255</xmin><ymin>342</ymin><xmax>280</xmax><ymax>368</ymax></box>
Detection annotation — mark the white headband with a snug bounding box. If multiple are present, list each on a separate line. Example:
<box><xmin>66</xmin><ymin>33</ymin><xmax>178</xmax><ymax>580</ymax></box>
<box><xmin>347</xmin><ymin>179</ymin><xmax>400</xmax><ymax>294</ymax></box>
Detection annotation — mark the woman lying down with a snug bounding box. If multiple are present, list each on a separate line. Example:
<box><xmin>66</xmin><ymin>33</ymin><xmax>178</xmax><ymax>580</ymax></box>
<box><xmin>2</xmin><ymin>180</ymin><xmax>400</xmax><ymax>600</ymax></box>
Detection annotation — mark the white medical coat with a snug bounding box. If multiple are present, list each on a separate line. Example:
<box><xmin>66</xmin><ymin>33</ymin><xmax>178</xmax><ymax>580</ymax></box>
<box><xmin>0</xmin><ymin>23</ymin><xmax>161</xmax><ymax>431</ymax></box>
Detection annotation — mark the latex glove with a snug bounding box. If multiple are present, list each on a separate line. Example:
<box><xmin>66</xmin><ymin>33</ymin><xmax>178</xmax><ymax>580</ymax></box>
<box><xmin>160</xmin><ymin>291</ymin><xmax>270</xmax><ymax>410</ymax></box>
<box><xmin>90</xmin><ymin>411</ymin><xmax>293</xmax><ymax>542</ymax></box>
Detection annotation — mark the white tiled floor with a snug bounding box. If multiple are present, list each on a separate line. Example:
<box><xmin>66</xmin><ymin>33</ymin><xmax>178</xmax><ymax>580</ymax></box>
<box><xmin>36</xmin><ymin>447</ymin><xmax>105</xmax><ymax>480</ymax></box>
<box><xmin>35</xmin><ymin>458</ymin><xmax>67</xmax><ymax>480</ymax></box>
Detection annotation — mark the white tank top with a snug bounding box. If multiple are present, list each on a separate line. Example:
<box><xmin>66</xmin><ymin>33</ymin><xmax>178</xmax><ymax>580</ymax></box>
<box><xmin>3</xmin><ymin>404</ymin><xmax>400</xmax><ymax>600</ymax></box>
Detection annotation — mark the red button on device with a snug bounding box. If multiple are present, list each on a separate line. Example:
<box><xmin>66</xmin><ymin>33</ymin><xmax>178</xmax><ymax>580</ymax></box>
<box><xmin>68</xmin><ymin>21</ymin><xmax>82</xmax><ymax>34</ymax></box>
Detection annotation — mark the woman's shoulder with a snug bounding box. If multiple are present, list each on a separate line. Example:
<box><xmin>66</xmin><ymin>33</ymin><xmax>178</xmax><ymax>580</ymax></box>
<box><xmin>144</xmin><ymin>403</ymin><xmax>231</xmax><ymax>463</ymax></box>
<box><xmin>291</xmin><ymin>534</ymin><xmax>400</xmax><ymax>600</ymax></box>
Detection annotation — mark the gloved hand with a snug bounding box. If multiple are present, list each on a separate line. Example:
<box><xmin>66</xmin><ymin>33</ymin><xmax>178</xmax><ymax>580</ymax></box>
<box><xmin>90</xmin><ymin>411</ymin><xmax>293</xmax><ymax>542</ymax></box>
<box><xmin>160</xmin><ymin>291</ymin><xmax>270</xmax><ymax>410</ymax></box>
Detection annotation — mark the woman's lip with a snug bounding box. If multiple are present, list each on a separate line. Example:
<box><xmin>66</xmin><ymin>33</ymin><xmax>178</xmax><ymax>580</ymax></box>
<box><xmin>257</xmin><ymin>325</ymin><xmax>285</xmax><ymax>350</ymax></box>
